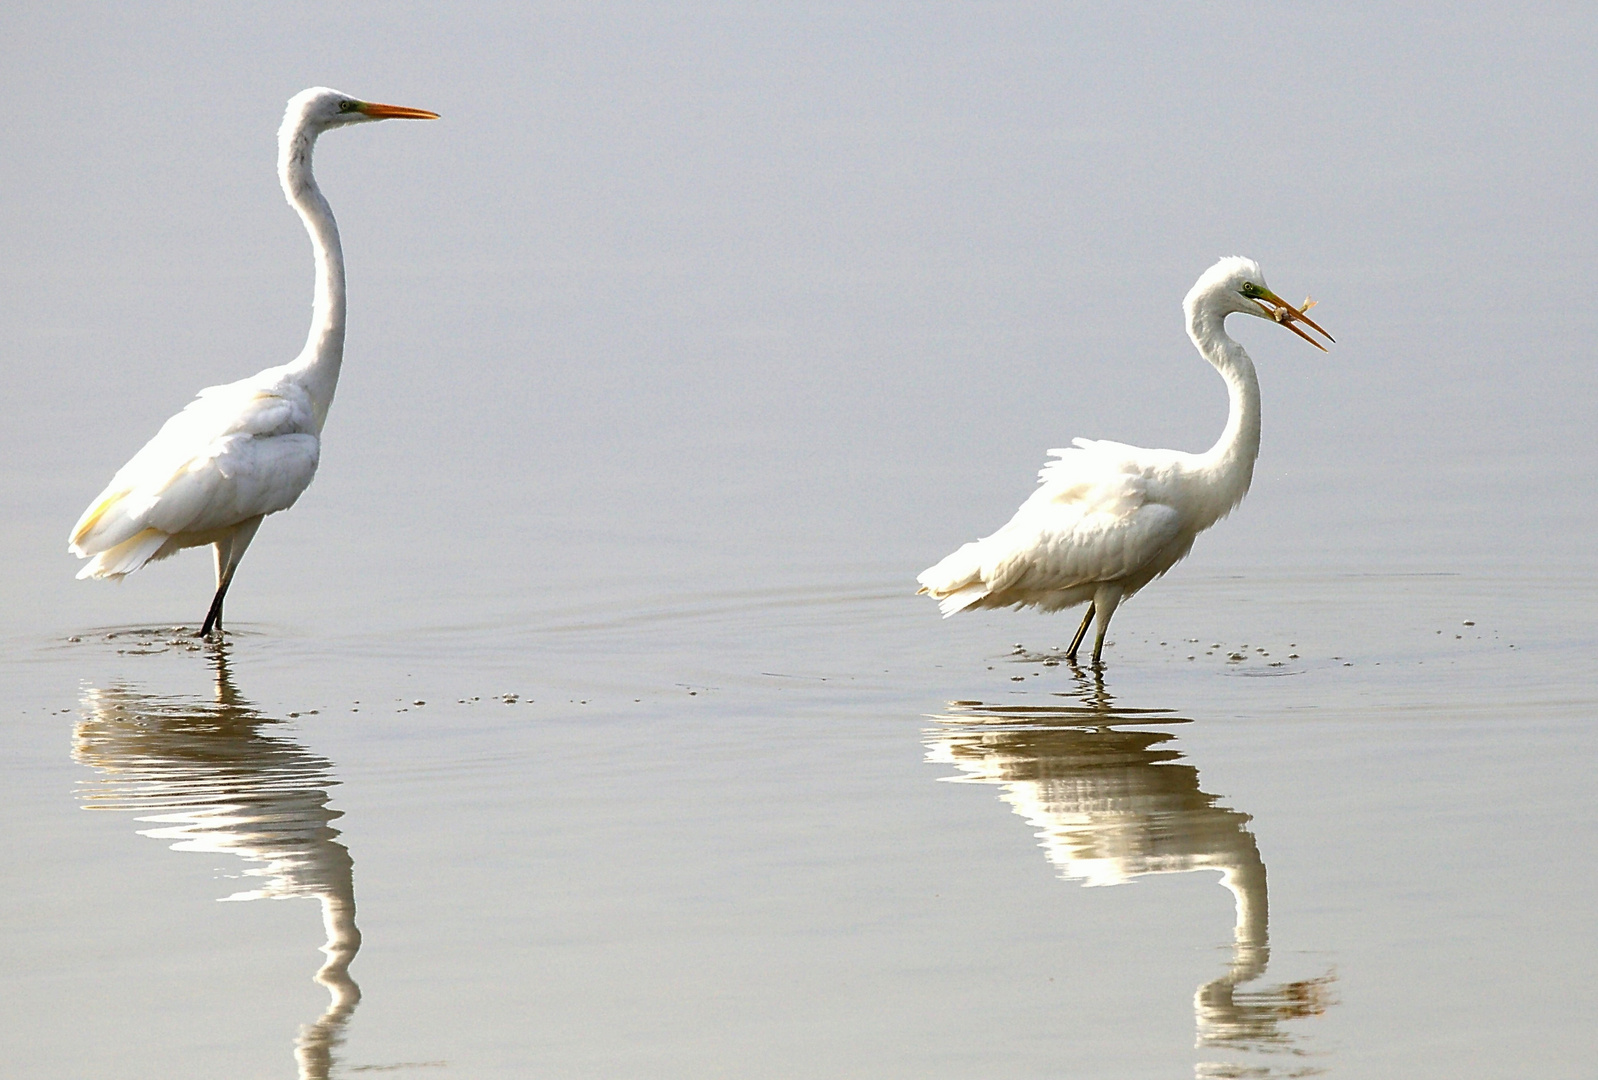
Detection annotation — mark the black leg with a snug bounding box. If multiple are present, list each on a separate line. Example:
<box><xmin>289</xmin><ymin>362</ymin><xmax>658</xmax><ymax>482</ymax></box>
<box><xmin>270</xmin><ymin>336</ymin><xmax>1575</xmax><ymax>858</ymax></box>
<box><xmin>1065</xmin><ymin>603</ymin><xmax>1095</xmax><ymax>662</ymax></box>
<box><xmin>198</xmin><ymin>568</ymin><xmax>235</xmax><ymax>638</ymax></box>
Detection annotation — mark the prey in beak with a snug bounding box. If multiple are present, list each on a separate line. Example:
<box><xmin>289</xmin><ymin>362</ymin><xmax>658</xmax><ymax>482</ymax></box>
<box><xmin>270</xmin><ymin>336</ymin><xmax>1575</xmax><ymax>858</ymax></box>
<box><xmin>1253</xmin><ymin>288</ymin><xmax>1335</xmax><ymax>351</ymax></box>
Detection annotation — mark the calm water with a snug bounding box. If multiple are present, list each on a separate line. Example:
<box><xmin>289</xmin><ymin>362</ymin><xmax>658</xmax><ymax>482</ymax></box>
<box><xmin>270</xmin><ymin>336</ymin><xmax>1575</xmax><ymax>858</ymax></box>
<box><xmin>4</xmin><ymin>569</ymin><xmax>1595</xmax><ymax>1078</ymax></box>
<box><xmin>4</xmin><ymin>6</ymin><xmax>1597</xmax><ymax>1078</ymax></box>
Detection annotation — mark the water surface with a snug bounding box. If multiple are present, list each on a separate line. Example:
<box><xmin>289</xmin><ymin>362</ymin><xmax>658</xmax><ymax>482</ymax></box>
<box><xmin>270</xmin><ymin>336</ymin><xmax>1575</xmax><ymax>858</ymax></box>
<box><xmin>4</xmin><ymin>569</ymin><xmax>1594</xmax><ymax>1078</ymax></box>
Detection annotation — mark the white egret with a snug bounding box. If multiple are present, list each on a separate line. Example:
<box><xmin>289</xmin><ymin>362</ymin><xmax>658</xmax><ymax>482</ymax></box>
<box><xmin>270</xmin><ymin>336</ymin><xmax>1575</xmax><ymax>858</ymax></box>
<box><xmin>917</xmin><ymin>257</ymin><xmax>1333</xmax><ymax>665</ymax></box>
<box><xmin>68</xmin><ymin>88</ymin><xmax>438</xmax><ymax>636</ymax></box>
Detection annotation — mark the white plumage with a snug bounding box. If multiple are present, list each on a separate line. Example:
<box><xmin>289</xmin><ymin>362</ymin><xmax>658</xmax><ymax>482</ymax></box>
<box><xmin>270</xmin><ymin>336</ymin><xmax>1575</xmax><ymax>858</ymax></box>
<box><xmin>69</xmin><ymin>88</ymin><xmax>437</xmax><ymax>635</ymax></box>
<box><xmin>69</xmin><ymin>379</ymin><xmax>320</xmax><ymax>580</ymax></box>
<box><xmin>918</xmin><ymin>257</ymin><xmax>1333</xmax><ymax>665</ymax></box>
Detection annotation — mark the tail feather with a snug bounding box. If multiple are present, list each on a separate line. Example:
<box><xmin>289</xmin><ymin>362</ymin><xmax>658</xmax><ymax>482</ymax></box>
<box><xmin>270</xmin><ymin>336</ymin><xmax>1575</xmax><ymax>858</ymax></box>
<box><xmin>918</xmin><ymin>540</ymin><xmax>992</xmax><ymax>617</ymax></box>
<box><xmin>75</xmin><ymin>528</ymin><xmax>169</xmax><ymax>581</ymax></box>
<box><xmin>70</xmin><ymin>488</ymin><xmax>126</xmax><ymax>550</ymax></box>
<box><xmin>69</xmin><ymin>486</ymin><xmax>161</xmax><ymax>558</ymax></box>
<box><xmin>934</xmin><ymin>583</ymin><xmax>989</xmax><ymax>617</ymax></box>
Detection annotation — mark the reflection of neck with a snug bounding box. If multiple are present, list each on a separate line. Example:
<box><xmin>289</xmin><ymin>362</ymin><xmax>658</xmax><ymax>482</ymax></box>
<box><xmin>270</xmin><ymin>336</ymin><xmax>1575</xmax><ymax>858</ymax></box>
<box><xmin>296</xmin><ymin>893</ymin><xmax>362</xmax><ymax>1080</ymax></box>
<box><xmin>1212</xmin><ymin>858</ymin><xmax>1270</xmax><ymax>987</ymax></box>
<box><xmin>1193</xmin><ymin>857</ymin><xmax>1280</xmax><ymax>1056</ymax></box>
<box><xmin>318</xmin><ymin>892</ymin><xmax>363</xmax><ymax>1004</ymax></box>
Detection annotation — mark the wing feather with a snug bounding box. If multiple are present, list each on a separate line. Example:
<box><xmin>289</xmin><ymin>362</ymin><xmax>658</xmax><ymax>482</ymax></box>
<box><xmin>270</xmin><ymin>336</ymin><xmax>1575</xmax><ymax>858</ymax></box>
<box><xmin>919</xmin><ymin>441</ymin><xmax>1189</xmax><ymax>612</ymax></box>
<box><xmin>69</xmin><ymin>372</ymin><xmax>321</xmax><ymax>566</ymax></box>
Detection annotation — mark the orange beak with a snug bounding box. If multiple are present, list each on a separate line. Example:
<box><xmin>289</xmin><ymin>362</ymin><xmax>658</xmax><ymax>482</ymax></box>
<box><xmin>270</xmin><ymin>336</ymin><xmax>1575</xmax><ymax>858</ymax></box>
<box><xmin>356</xmin><ymin>101</ymin><xmax>441</xmax><ymax>121</ymax></box>
<box><xmin>1255</xmin><ymin>288</ymin><xmax>1334</xmax><ymax>351</ymax></box>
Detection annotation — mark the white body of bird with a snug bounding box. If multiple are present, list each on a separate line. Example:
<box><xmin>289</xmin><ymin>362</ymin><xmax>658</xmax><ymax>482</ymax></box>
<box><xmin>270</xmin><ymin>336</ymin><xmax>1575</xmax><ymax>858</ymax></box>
<box><xmin>68</xmin><ymin>88</ymin><xmax>437</xmax><ymax>635</ymax></box>
<box><xmin>917</xmin><ymin>257</ymin><xmax>1332</xmax><ymax>664</ymax></box>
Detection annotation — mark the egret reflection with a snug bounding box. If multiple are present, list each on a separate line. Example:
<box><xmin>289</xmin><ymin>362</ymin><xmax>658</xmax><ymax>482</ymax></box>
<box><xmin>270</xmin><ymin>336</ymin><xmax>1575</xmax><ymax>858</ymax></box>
<box><xmin>73</xmin><ymin>645</ymin><xmax>360</xmax><ymax>1079</ymax></box>
<box><xmin>926</xmin><ymin>678</ymin><xmax>1333</xmax><ymax>1076</ymax></box>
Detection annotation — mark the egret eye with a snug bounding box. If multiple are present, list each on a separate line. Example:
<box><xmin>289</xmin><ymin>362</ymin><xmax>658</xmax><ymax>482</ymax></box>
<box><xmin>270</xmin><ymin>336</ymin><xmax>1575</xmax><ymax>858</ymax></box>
<box><xmin>338</xmin><ymin>100</ymin><xmax>357</xmax><ymax>113</ymax></box>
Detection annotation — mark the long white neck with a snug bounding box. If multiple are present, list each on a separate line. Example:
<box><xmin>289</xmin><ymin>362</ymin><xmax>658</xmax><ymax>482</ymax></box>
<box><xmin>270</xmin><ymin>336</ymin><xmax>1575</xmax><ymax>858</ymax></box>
<box><xmin>1185</xmin><ymin>301</ymin><xmax>1261</xmax><ymax>526</ymax></box>
<box><xmin>278</xmin><ymin>114</ymin><xmax>345</xmax><ymax>434</ymax></box>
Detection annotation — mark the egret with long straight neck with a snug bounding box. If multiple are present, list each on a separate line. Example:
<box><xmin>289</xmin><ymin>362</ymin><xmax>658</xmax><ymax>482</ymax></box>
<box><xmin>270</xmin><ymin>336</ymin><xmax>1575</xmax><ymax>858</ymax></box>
<box><xmin>917</xmin><ymin>257</ymin><xmax>1333</xmax><ymax>665</ymax></box>
<box><xmin>69</xmin><ymin>88</ymin><xmax>437</xmax><ymax>636</ymax></box>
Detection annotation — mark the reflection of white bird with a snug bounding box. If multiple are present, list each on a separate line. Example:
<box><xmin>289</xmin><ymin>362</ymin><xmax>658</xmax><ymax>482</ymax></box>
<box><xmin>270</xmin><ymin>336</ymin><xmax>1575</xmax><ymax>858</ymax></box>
<box><xmin>74</xmin><ymin>647</ymin><xmax>363</xmax><ymax>1080</ymax></box>
<box><xmin>68</xmin><ymin>88</ymin><xmax>438</xmax><ymax>636</ymax></box>
<box><xmin>918</xmin><ymin>258</ymin><xmax>1332</xmax><ymax>664</ymax></box>
<box><xmin>927</xmin><ymin>695</ymin><xmax>1335</xmax><ymax>1069</ymax></box>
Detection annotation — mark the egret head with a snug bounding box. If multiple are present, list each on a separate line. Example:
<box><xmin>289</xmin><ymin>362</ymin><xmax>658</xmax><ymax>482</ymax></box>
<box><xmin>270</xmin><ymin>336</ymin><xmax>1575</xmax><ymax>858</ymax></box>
<box><xmin>285</xmin><ymin>87</ymin><xmax>439</xmax><ymax>135</ymax></box>
<box><xmin>1189</xmin><ymin>256</ymin><xmax>1334</xmax><ymax>351</ymax></box>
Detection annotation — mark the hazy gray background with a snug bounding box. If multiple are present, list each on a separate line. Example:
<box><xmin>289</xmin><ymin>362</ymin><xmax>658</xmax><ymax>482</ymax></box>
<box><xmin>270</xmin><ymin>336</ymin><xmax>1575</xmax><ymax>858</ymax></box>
<box><xmin>3</xmin><ymin>3</ymin><xmax>1593</xmax><ymax>634</ymax></box>
<box><xmin>3</xmin><ymin>6</ymin><xmax>1595</xmax><ymax>1079</ymax></box>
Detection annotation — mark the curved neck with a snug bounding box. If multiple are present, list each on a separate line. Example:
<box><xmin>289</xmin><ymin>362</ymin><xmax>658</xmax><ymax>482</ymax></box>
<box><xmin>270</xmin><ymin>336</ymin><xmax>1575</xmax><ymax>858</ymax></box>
<box><xmin>1187</xmin><ymin>305</ymin><xmax>1261</xmax><ymax>521</ymax></box>
<box><xmin>279</xmin><ymin>120</ymin><xmax>345</xmax><ymax>433</ymax></box>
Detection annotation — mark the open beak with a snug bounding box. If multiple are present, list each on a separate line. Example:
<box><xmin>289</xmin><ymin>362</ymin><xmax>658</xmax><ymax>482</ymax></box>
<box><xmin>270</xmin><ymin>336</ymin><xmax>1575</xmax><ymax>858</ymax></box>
<box><xmin>1254</xmin><ymin>288</ymin><xmax>1334</xmax><ymax>351</ymax></box>
<box><xmin>356</xmin><ymin>101</ymin><xmax>441</xmax><ymax>121</ymax></box>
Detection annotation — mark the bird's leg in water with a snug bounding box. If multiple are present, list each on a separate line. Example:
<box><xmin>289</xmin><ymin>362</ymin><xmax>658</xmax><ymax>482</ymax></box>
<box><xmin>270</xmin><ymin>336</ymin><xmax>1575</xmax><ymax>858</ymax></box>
<box><xmin>198</xmin><ymin>517</ymin><xmax>262</xmax><ymax>638</ymax></box>
<box><xmin>199</xmin><ymin>536</ymin><xmax>240</xmax><ymax>638</ymax></box>
<box><xmin>1065</xmin><ymin>604</ymin><xmax>1096</xmax><ymax>662</ymax></box>
<box><xmin>198</xmin><ymin>568</ymin><xmax>236</xmax><ymax>638</ymax></box>
<box><xmin>1089</xmin><ymin>587</ymin><xmax>1124</xmax><ymax>666</ymax></box>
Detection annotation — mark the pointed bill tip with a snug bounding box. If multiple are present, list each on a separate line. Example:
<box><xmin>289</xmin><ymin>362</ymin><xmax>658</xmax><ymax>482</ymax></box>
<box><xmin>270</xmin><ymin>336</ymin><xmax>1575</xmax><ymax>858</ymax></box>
<box><xmin>1282</xmin><ymin>317</ymin><xmax>1330</xmax><ymax>351</ymax></box>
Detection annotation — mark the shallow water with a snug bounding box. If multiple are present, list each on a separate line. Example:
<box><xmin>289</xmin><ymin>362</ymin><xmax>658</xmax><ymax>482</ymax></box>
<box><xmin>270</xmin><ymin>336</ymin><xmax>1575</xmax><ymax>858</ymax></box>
<box><xmin>4</xmin><ymin>569</ymin><xmax>1595</xmax><ymax>1078</ymax></box>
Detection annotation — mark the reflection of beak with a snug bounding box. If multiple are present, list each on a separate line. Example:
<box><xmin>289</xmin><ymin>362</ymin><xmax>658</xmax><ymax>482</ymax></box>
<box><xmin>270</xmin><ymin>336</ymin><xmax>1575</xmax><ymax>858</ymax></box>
<box><xmin>1255</xmin><ymin>289</ymin><xmax>1334</xmax><ymax>351</ymax></box>
<box><xmin>356</xmin><ymin>101</ymin><xmax>441</xmax><ymax>121</ymax></box>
